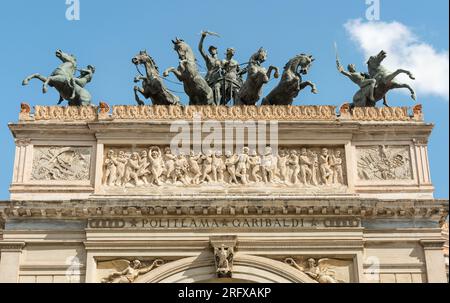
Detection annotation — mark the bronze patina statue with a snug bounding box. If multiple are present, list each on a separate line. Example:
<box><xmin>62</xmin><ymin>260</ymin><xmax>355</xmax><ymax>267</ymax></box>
<box><xmin>235</xmin><ymin>48</ymin><xmax>279</xmax><ymax>105</ymax></box>
<box><xmin>163</xmin><ymin>38</ymin><xmax>215</xmax><ymax>106</ymax></box>
<box><xmin>262</xmin><ymin>54</ymin><xmax>318</xmax><ymax>105</ymax></box>
<box><xmin>132</xmin><ymin>50</ymin><xmax>181</xmax><ymax>106</ymax></box>
<box><xmin>198</xmin><ymin>31</ymin><xmax>223</xmax><ymax>105</ymax></box>
<box><xmin>22</xmin><ymin>49</ymin><xmax>95</xmax><ymax>106</ymax></box>
<box><xmin>338</xmin><ymin>49</ymin><xmax>416</xmax><ymax>107</ymax></box>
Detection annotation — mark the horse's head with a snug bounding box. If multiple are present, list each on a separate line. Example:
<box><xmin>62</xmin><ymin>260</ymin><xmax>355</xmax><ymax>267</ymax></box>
<box><xmin>367</xmin><ymin>50</ymin><xmax>387</xmax><ymax>71</ymax></box>
<box><xmin>132</xmin><ymin>50</ymin><xmax>159</xmax><ymax>71</ymax></box>
<box><xmin>286</xmin><ymin>54</ymin><xmax>315</xmax><ymax>75</ymax></box>
<box><xmin>172</xmin><ymin>38</ymin><xmax>194</xmax><ymax>61</ymax></box>
<box><xmin>250</xmin><ymin>47</ymin><xmax>267</xmax><ymax>64</ymax></box>
<box><xmin>55</xmin><ymin>49</ymin><xmax>77</xmax><ymax>66</ymax></box>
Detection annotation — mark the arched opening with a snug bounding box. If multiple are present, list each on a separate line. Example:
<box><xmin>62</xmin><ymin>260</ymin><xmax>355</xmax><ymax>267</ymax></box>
<box><xmin>135</xmin><ymin>254</ymin><xmax>317</xmax><ymax>283</ymax></box>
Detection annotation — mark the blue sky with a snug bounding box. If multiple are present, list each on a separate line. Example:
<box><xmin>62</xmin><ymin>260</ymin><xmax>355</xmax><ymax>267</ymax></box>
<box><xmin>0</xmin><ymin>0</ymin><xmax>448</xmax><ymax>199</ymax></box>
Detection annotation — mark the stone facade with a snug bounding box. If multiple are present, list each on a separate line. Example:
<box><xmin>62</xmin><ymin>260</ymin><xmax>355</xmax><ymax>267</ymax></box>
<box><xmin>0</xmin><ymin>104</ymin><xmax>447</xmax><ymax>283</ymax></box>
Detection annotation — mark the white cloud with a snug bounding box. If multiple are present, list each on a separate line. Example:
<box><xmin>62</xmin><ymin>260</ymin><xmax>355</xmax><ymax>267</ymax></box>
<box><xmin>344</xmin><ymin>19</ymin><xmax>449</xmax><ymax>100</ymax></box>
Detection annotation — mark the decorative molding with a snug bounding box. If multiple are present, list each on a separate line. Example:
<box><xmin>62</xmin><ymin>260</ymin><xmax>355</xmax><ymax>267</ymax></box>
<box><xmin>351</xmin><ymin>107</ymin><xmax>411</xmax><ymax>121</ymax></box>
<box><xmin>110</xmin><ymin>105</ymin><xmax>337</xmax><ymax>121</ymax></box>
<box><xmin>0</xmin><ymin>200</ymin><xmax>447</xmax><ymax>221</ymax></box>
<box><xmin>420</xmin><ymin>239</ymin><xmax>446</xmax><ymax>250</ymax></box>
<box><xmin>34</xmin><ymin>105</ymin><xmax>97</xmax><ymax>121</ymax></box>
<box><xmin>0</xmin><ymin>241</ymin><xmax>26</xmax><ymax>252</ymax></box>
<box><xmin>15</xmin><ymin>104</ymin><xmax>426</xmax><ymax>122</ymax></box>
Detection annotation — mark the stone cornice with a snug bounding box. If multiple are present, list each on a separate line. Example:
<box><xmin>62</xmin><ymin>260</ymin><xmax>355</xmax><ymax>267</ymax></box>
<box><xmin>0</xmin><ymin>199</ymin><xmax>447</xmax><ymax>222</ymax></box>
<box><xmin>0</xmin><ymin>241</ymin><xmax>26</xmax><ymax>251</ymax></box>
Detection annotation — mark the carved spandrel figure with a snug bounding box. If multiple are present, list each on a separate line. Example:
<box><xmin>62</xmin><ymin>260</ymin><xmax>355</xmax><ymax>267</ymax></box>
<box><xmin>102</xmin><ymin>259</ymin><xmax>164</xmax><ymax>283</ymax></box>
<box><xmin>262</xmin><ymin>54</ymin><xmax>317</xmax><ymax>105</ymax></box>
<box><xmin>199</xmin><ymin>31</ymin><xmax>223</xmax><ymax>105</ymax></box>
<box><xmin>23</xmin><ymin>50</ymin><xmax>94</xmax><ymax>106</ymax></box>
<box><xmin>163</xmin><ymin>38</ymin><xmax>215</xmax><ymax>105</ymax></box>
<box><xmin>132</xmin><ymin>50</ymin><xmax>181</xmax><ymax>106</ymax></box>
<box><xmin>285</xmin><ymin>258</ymin><xmax>342</xmax><ymax>283</ymax></box>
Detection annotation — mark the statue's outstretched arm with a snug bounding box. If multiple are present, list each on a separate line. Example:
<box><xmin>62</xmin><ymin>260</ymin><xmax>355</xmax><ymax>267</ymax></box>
<box><xmin>198</xmin><ymin>33</ymin><xmax>208</xmax><ymax>62</ymax></box>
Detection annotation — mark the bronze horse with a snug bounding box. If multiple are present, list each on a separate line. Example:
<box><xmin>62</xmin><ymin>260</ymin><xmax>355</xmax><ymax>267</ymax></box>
<box><xmin>132</xmin><ymin>50</ymin><xmax>181</xmax><ymax>106</ymax></box>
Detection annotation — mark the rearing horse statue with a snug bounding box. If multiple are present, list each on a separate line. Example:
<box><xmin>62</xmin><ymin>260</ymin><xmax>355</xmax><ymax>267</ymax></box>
<box><xmin>132</xmin><ymin>50</ymin><xmax>181</xmax><ymax>106</ymax></box>
<box><xmin>22</xmin><ymin>50</ymin><xmax>94</xmax><ymax>106</ymax></box>
<box><xmin>262</xmin><ymin>54</ymin><xmax>317</xmax><ymax>105</ymax></box>
<box><xmin>163</xmin><ymin>38</ymin><xmax>214</xmax><ymax>105</ymax></box>
<box><xmin>235</xmin><ymin>48</ymin><xmax>279</xmax><ymax>106</ymax></box>
<box><xmin>366</xmin><ymin>50</ymin><xmax>416</xmax><ymax>107</ymax></box>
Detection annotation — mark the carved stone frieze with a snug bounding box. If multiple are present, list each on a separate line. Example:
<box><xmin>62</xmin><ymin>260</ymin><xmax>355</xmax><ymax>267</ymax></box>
<box><xmin>351</xmin><ymin>107</ymin><xmax>410</xmax><ymax>121</ymax></box>
<box><xmin>101</xmin><ymin>146</ymin><xmax>347</xmax><ymax>188</ymax></box>
<box><xmin>34</xmin><ymin>105</ymin><xmax>97</xmax><ymax>121</ymax></box>
<box><xmin>110</xmin><ymin>105</ymin><xmax>337</xmax><ymax>121</ymax></box>
<box><xmin>357</xmin><ymin>145</ymin><xmax>412</xmax><ymax>181</ymax></box>
<box><xmin>31</xmin><ymin>146</ymin><xmax>92</xmax><ymax>181</ymax></box>
<box><xmin>17</xmin><ymin>104</ymin><xmax>425</xmax><ymax>122</ymax></box>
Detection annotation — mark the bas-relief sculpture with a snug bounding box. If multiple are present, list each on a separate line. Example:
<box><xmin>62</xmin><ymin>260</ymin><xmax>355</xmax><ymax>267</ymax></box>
<box><xmin>22</xmin><ymin>50</ymin><xmax>95</xmax><ymax>106</ymax></box>
<box><xmin>357</xmin><ymin>145</ymin><xmax>412</xmax><ymax>181</ymax></box>
<box><xmin>31</xmin><ymin>147</ymin><xmax>91</xmax><ymax>181</ymax></box>
<box><xmin>100</xmin><ymin>259</ymin><xmax>164</xmax><ymax>283</ymax></box>
<box><xmin>101</xmin><ymin>146</ymin><xmax>347</xmax><ymax>188</ymax></box>
<box><xmin>285</xmin><ymin>258</ymin><xmax>352</xmax><ymax>283</ymax></box>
